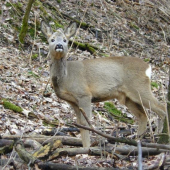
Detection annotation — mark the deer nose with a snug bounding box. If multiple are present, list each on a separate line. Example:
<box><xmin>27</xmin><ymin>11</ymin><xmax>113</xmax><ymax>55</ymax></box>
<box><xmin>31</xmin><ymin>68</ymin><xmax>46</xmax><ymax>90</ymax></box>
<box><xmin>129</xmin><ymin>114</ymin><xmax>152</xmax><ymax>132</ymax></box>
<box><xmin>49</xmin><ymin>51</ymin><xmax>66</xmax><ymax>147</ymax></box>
<box><xmin>55</xmin><ymin>44</ymin><xmax>63</xmax><ymax>50</ymax></box>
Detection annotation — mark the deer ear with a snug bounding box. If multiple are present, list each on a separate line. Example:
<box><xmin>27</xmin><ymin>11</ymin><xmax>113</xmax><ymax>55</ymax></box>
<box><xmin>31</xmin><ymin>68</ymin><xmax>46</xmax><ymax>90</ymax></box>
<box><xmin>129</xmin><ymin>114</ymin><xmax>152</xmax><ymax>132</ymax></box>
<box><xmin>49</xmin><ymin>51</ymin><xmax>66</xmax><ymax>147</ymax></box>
<box><xmin>41</xmin><ymin>21</ymin><xmax>53</xmax><ymax>39</ymax></box>
<box><xmin>64</xmin><ymin>22</ymin><xmax>77</xmax><ymax>39</ymax></box>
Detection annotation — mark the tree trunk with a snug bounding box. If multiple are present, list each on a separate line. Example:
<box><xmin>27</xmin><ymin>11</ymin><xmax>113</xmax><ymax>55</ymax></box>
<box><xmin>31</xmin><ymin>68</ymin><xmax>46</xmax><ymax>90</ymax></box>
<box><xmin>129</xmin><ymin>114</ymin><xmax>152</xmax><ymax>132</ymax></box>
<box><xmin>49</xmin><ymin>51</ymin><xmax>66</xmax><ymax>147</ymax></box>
<box><xmin>19</xmin><ymin>0</ymin><xmax>35</xmax><ymax>43</ymax></box>
<box><xmin>158</xmin><ymin>66</ymin><xmax>170</xmax><ymax>144</ymax></box>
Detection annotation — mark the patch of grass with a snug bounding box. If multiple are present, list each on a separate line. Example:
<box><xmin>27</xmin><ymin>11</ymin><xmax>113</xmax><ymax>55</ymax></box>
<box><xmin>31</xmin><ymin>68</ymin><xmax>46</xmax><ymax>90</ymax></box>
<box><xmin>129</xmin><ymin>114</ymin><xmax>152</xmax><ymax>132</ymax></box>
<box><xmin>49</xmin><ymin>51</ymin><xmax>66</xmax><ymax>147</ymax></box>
<box><xmin>27</xmin><ymin>71</ymin><xmax>39</xmax><ymax>79</ymax></box>
<box><xmin>32</xmin><ymin>54</ymin><xmax>38</xmax><ymax>60</ymax></box>
<box><xmin>151</xmin><ymin>81</ymin><xmax>159</xmax><ymax>89</ymax></box>
<box><xmin>104</xmin><ymin>102</ymin><xmax>122</xmax><ymax>116</ymax></box>
<box><xmin>6</xmin><ymin>2</ymin><xmax>12</xmax><ymax>7</ymax></box>
<box><xmin>144</xmin><ymin>58</ymin><xmax>150</xmax><ymax>62</ymax></box>
<box><xmin>104</xmin><ymin>102</ymin><xmax>134</xmax><ymax>124</ymax></box>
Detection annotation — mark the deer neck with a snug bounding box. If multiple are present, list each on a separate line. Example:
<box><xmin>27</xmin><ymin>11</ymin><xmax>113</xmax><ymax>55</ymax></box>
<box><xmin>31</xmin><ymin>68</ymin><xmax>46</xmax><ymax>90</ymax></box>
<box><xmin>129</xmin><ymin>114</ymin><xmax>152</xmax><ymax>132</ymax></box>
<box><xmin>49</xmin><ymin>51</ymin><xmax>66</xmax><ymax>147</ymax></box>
<box><xmin>50</xmin><ymin>55</ymin><xmax>67</xmax><ymax>86</ymax></box>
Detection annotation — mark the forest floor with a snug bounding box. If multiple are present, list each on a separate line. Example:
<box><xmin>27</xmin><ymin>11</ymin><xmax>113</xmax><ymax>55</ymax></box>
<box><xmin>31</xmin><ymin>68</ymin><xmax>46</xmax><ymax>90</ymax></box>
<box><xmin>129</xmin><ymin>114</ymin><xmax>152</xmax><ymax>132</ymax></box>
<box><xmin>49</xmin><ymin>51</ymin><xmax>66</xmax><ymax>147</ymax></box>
<box><xmin>0</xmin><ymin>0</ymin><xmax>170</xmax><ymax>169</ymax></box>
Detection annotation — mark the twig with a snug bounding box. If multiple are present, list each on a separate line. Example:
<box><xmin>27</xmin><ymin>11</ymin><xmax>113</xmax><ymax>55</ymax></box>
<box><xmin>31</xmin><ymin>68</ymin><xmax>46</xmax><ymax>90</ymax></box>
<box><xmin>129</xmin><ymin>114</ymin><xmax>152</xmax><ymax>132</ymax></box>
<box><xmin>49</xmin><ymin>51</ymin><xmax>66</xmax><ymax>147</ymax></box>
<box><xmin>73</xmin><ymin>122</ymin><xmax>170</xmax><ymax>150</ymax></box>
<box><xmin>79</xmin><ymin>108</ymin><xmax>94</xmax><ymax>129</ymax></box>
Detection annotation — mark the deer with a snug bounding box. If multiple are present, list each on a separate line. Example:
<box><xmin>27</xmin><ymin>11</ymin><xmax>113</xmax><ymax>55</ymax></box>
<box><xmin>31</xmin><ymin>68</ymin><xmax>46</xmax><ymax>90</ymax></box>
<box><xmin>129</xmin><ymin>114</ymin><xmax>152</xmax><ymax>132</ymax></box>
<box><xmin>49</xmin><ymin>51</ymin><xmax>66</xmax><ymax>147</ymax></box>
<box><xmin>41</xmin><ymin>21</ymin><xmax>166</xmax><ymax>147</ymax></box>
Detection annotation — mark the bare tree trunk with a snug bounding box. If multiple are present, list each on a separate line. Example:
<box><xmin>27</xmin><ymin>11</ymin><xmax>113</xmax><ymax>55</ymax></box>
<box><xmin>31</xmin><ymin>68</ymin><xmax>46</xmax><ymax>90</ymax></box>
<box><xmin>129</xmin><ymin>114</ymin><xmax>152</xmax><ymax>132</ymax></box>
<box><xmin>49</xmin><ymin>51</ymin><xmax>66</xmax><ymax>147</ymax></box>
<box><xmin>158</xmin><ymin>66</ymin><xmax>170</xmax><ymax>144</ymax></box>
<box><xmin>19</xmin><ymin>0</ymin><xmax>35</xmax><ymax>43</ymax></box>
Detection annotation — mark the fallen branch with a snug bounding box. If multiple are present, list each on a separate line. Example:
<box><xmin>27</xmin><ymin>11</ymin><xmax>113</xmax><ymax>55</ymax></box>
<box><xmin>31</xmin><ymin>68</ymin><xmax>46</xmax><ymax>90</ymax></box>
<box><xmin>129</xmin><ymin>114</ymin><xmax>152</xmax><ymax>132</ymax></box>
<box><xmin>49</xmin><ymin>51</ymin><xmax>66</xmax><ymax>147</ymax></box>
<box><xmin>73</xmin><ymin>123</ymin><xmax>170</xmax><ymax>150</ymax></box>
<box><xmin>80</xmin><ymin>108</ymin><xmax>94</xmax><ymax>129</ymax></box>
<box><xmin>1</xmin><ymin>134</ymin><xmax>82</xmax><ymax>146</ymax></box>
<box><xmin>0</xmin><ymin>139</ymin><xmax>14</xmax><ymax>154</ymax></box>
<box><xmin>37</xmin><ymin>162</ymin><xmax>127</xmax><ymax>170</ymax></box>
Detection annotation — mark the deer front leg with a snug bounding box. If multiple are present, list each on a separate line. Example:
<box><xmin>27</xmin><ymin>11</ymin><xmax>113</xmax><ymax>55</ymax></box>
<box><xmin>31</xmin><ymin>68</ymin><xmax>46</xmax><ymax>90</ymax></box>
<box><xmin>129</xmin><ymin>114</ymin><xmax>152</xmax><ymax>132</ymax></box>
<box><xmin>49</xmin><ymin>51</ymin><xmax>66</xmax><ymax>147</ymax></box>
<box><xmin>71</xmin><ymin>96</ymin><xmax>92</xmax><ymax>147</ymax></box>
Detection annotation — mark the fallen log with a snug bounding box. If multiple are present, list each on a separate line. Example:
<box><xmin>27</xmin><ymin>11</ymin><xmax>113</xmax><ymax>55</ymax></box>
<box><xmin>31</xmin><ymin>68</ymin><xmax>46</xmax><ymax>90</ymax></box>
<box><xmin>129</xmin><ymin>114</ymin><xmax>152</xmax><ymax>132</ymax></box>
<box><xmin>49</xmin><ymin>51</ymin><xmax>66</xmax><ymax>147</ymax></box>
<box><xmin>37</xmin><ymin>162</ymin><xmax>126</xmax><ymax>170</ymax></box>
<box><xmin>1</xmin><ymin>134</ymin><xmax>82</xmax><ymax>146</ymax></box>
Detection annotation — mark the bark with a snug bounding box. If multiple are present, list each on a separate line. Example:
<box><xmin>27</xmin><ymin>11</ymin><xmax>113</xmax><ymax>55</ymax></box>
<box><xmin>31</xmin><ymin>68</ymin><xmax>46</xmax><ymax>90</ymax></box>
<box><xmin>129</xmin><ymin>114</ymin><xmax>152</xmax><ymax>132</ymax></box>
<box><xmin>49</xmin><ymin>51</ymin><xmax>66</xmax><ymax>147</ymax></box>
<box><xmin>0</xmin><ymin>139</ymin><xmax>14</xmax><ymax>154</ymax></box>
<box><xmin>37</xmin><ymin>162</ymin><xmax>124</xmax><ymax>170</ymax></box>
<box><xmin>15</xmin><ymin>141</ymin><xmax>36</xmax><ymax>165</ymax></box>
<box><xmin>1</xmin><ymin>134</ymin><xmax>82</xmax><ymax>146</ymax></box>
<box><xmin>19</xmin><ymin>0</ymin><xmax>35</xmax><ymax>43</ymax></box>
<box><xmin>158</xmin><ymin>66</ymin><xmax>170</xmax><ymax>144</ymax></box>
<box><xmin>42</xmin><ymin>127</ymin><xmax>79</xmax><ymax>136</ymax></box>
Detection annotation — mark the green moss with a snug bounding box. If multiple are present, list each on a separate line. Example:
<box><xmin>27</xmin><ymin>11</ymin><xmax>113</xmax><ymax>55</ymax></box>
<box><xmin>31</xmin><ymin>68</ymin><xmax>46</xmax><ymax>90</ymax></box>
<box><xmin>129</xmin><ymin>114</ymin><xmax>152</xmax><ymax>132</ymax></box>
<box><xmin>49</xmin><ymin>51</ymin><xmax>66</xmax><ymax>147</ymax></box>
<box><xmin>71</xmin><ymin>41</ymin><xmax>96</xmax><ymax>55</ymax></box>
<box><xmin>104</xmin><ymin>102</ymin><xmax>134</xmax><ymax>124</ymax></box>
<box><xmin>104</xmin><ymin>102</ymin><xmax>122</xmax><ymax>116</ymax></box>
<box><xmin>32</xmin><ymin>54</ymin><xmax>38</xmax><ymax>59</ymax></box>
<box><xmin>57</xmin><ymin>0</ymin><xmax>61</xmax><ymax>3</ymax></box>
<box><xmin>2</xmin><ymin>99</ymin><xmax>23</xmax><ymax>113</ymax></box>
<box><xmin>151</xmin><ymin>81</ymin><xmax>159</xmax><ymax>89</ymax></box>
<box><xmin>28</xmin><ymin>27</ymin><xmax>35</xmax><ymax>38</ymax></box>
<box><xmin>6</xmin><ymin>2</ymin><xmax>12</xmax><ymax>7</ymax></box>
<box><xmin>0</xmin><ymin>141</ymin><xmax>14</xmax><ymax>154</ymax></box>
<box><xmin>144</xmin><ymin>58</ymin><xmax>150</xmax><ymax>62</ymax></box>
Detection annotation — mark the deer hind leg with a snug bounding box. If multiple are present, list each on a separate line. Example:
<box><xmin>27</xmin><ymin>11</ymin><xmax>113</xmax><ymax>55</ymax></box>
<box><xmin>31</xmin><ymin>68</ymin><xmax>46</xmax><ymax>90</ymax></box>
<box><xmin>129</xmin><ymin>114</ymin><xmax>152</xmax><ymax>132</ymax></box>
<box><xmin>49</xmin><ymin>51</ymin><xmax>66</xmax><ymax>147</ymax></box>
<box><xmin>71</xmin><ymin>96</ymin><xmax>92</xmax><ymax>148</ymax></box>
<box><xmin>141</xmin><ymin>95</ymin><xmax>166</xmax><ymax>133</ymax></box>
<box><xmin>125</xmin><ymin>98</ymin><xmax>147</xmax><ymax>136</ymax></box>
<box><xmin>127</xmin><ymin>87</ymin><xmax>166</xmax><ymax>134</ymax></box>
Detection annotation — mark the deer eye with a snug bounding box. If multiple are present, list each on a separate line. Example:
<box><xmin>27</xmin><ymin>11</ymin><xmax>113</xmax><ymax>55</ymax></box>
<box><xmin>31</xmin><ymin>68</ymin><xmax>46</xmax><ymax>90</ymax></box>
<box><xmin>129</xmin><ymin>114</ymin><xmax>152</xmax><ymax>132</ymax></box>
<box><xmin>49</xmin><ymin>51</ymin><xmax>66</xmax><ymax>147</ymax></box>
<box><xmin>51</xmin><ymin>39</ymin><xmax>55</xmax><ymax>42</ymax></box>
<box><xmin>63</xmin><ymin>39</ymin><xmax>67</xmax><ymax>43</ymax></box>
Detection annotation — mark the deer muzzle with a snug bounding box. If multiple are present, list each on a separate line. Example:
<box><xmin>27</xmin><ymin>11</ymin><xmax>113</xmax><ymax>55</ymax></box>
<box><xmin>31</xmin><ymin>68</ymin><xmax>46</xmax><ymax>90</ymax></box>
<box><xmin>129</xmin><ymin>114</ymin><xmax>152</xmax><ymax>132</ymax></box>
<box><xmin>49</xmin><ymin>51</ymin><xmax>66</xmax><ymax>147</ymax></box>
<box><xmin>55</xmin><ymin>44</ymin><xmax>63</xmax><ymax>52</ymax></box>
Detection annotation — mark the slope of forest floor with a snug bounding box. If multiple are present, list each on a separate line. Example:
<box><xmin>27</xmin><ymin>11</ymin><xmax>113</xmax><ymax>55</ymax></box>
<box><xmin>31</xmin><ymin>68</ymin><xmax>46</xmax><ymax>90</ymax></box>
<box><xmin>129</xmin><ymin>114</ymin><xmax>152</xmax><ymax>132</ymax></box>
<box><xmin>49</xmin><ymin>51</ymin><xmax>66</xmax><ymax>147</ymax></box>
<box><xmin>0</xmin><ymin>0</ymin><xmax>170</xmax><ymax>169</ymax></box>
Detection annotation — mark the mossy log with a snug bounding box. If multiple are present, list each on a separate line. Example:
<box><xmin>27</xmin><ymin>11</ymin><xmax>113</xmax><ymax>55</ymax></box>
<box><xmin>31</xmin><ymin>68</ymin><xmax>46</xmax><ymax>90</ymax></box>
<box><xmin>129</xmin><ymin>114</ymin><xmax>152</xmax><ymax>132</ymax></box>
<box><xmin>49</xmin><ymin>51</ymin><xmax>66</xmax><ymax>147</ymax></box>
<box><xmin>15</xmin><ymin>141</ymin><xmax>36</xmax><ymax>166</ymax></box>
<box><xmin>69</xmin><ymin>41</ymin><xmax>107</xmax><ymax>56</ymax></box>
<box><xmin>2</xmin><ymin>99</ymin><xmax>23</xmax><ymax>113</ymax></box>
<box><xmin>1</xmin><ymin>99</ymin><xmax>37</xmax><ymax>118</ymax></box>
<box><xmin>70</xmin><ymin>41</ymin><xmax>96</xmax><ymax>55</ymax></box>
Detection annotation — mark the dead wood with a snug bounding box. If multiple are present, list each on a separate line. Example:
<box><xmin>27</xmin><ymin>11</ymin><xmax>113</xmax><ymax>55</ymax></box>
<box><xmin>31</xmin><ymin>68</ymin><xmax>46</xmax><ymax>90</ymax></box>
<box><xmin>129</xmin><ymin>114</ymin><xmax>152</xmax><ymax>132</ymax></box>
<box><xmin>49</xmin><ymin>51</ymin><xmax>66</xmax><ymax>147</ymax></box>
<box><xmin>0</xmin><ymin>139</ymin><xmax>14</xmax><ymax>154</ymax></box>
<box><xmin>48</xmin><ymin>147</ymin><xmax>118</xmax><ymax>161</ymax></box>
<box><xmin>105</xmin><ymin>144</ymin><xmax>166</xmax><ymax>156</ymax></box>
<box><xmin>37</xmin><ymin>162</ymin><xmax>126</xmax><ymax>170</ymax></box>
<box><xmin>73</xmin><ymin>123</ymin><xmax>170</xmax><ymax>150</ymax></box>
<box><xmin>33</xmin><ymin>140</ymin><xmax>62</xmax><ymax>161</ymax></box>
<box><xmin>23</xmin><ymin>139</ymin><xmax>43</xmax><ymax>150</ymax></box>
<box><xmin>1</xmin><ymin>134</ymin><xmax>82</xmax><ymax>146</ymax></box>
<box><xmin>42</xmin><ymin>127</ymin><xmax>80</xmax><ymax>136</ymax></box>
<box><xmin>0</xmin><ymin>139</ymin><xmax>14</xmax><ymax>147</ymax></box>
<box><xmin>15</xmin><ymin>140</ymin><xmax>36</xmax><ymax>165</ymax></box>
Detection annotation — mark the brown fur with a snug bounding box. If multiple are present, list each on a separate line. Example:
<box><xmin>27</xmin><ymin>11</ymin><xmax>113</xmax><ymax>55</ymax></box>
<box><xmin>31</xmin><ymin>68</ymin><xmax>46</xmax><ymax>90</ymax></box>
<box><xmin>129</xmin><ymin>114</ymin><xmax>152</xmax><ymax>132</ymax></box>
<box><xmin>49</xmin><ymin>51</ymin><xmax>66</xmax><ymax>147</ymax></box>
<box><xmin>41</xmin><ymin>21</ymin><xmax>166</xmax><ymax>147</ymax></box>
